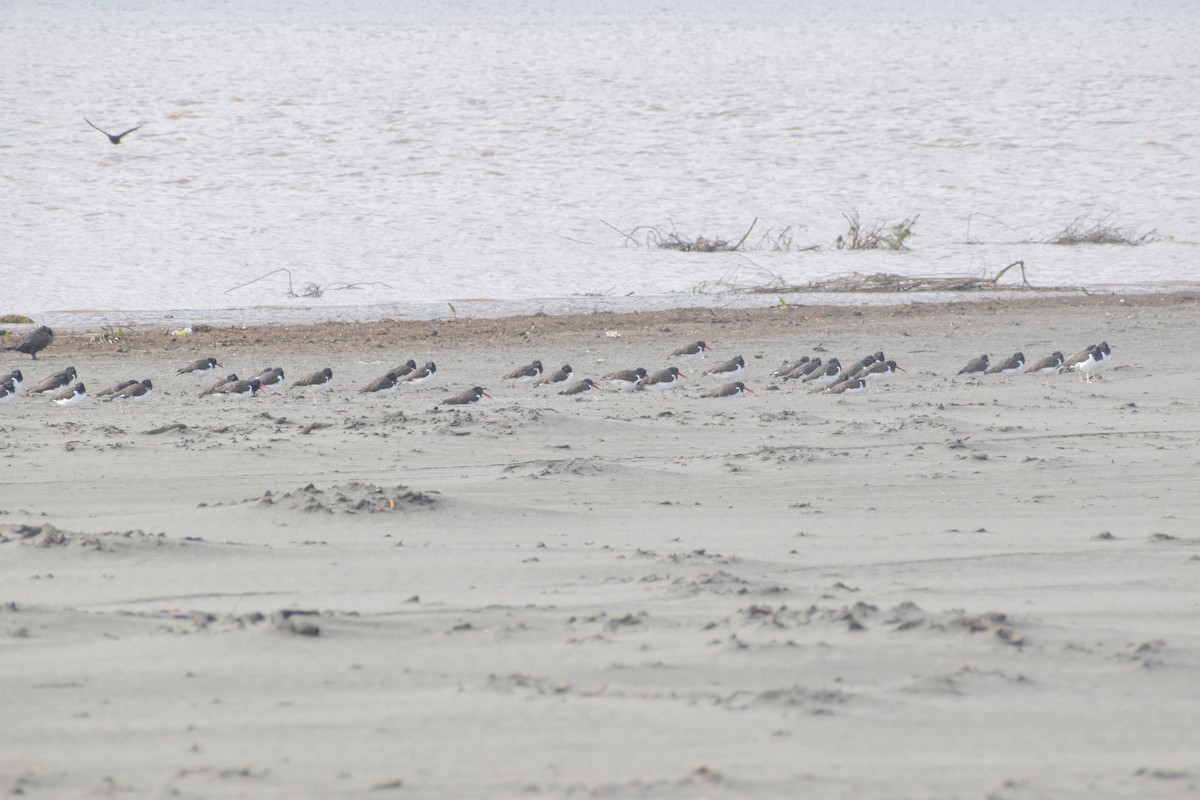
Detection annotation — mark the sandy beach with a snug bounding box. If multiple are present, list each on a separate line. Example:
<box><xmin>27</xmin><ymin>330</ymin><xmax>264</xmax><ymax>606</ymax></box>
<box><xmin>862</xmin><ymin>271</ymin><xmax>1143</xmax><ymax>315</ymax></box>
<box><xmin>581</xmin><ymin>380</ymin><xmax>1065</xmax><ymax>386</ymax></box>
<box><xmin>2</xmin><ymin>294</ymin><xmax>1199</xmax><ymax>799</ymax></box>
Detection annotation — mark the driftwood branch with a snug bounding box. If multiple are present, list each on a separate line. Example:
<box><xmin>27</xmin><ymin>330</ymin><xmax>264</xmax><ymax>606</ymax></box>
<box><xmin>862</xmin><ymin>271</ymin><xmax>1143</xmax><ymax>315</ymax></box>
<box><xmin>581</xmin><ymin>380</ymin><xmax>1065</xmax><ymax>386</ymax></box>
<box><xmin>225</xmin><ymin>268</ymin><xmax>296</xmax><ymax>296</ymax></box>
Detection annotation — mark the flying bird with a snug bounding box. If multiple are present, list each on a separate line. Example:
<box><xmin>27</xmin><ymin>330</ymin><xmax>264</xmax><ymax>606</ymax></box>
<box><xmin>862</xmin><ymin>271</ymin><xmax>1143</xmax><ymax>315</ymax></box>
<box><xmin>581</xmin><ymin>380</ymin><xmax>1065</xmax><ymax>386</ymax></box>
<box><xmin>86</xmin><ymin>117</ymin><xmax>143</xmax><ymax>145</ymax></box>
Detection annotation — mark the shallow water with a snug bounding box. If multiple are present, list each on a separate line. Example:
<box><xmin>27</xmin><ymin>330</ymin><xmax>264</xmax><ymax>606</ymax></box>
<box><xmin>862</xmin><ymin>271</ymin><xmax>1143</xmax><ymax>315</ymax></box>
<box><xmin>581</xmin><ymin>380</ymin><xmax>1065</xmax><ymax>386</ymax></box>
<box><xmin>3</xmin><ymin>0</ymin><xmax>1198</xmax><ymax>323</ymax></box>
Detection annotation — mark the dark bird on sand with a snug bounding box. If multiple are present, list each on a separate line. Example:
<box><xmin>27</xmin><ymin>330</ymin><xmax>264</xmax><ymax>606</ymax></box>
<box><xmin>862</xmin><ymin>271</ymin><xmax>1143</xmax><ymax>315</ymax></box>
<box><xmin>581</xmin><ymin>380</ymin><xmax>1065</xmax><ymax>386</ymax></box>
<box><xmin>957</xmin><ymin>355</ymin><xmax>990</xmax><ymax>377</ymax></box>
<box><xmin>95</xmin><ymin>379</ymin><xmax>140</xmax><ymax>398</ymax></box>
<box><xmin>178</xmin><ymin>357</ymin><xmax>221</xmax><ymax>376</ymax></box>
<box><xmin>442</xmin><ymin>386</ymin><xmax>492</xmax><ymax>406</ymax></box>
<box><xmin>4</xmin><ymin>326</ymin><xmax>54</xmax><ymax>360</ymax></box>
<box><xmin>27</xmin><ymin>366</ymin><xmax>77</xmax><ymax>395</ymax></box>
<box><xmin>199</xmin><ymin>373</ymin><xmax>240</xmax><ymax>397</ymax></box>
<box><xmin>109</xmin><ymin>379</ymin><xmax>154</xmax><ymax>403</ymax></box>
<box><xmin>292</xmin><ymin>367</ymin><xmax>334</xmax><ymax>390</ymax></box>
<box><xmin>86</xmin><ymin>118</ymin><xmax>143</xmax><ymax>145</ymax></box>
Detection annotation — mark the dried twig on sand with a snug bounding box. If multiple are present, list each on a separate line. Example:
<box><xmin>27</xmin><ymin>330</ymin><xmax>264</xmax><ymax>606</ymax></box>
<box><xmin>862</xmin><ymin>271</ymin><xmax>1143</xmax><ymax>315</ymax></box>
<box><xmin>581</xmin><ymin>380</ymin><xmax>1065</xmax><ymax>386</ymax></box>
<box><xmin>1045</xmin><ymin>212</ymin><xmax>1159</xmax><ymax>246</ymax></box>
<box><xmin>603</xmin><ymin>218</ymin><xmax>758</xmax><ymax>252</ymax></box>
<box><xmin>836</xmin><ymin>211</ymin><xmax>919</xmax><ymax>251</ymax></box>
<box><xmin>751</xmin><ymin>261</ymin><xmax>1037</xmax><ymax>294</ymax></box>
<box><xmin>226</xmin><ymin>268</ymin><xmax>392</xmax><ymax>298</ymax></box>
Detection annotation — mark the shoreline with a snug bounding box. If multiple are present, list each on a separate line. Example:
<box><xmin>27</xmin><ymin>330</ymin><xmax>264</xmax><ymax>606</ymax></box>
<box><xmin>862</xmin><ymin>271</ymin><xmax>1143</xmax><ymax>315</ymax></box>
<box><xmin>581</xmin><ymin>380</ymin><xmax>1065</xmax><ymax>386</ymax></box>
<box><xmin>10</xmin><ymin>291</ymin><xmax>1199</xmax><ymax>359</ymax></box>
<box><xmin>3</xmin><ymin>294</ymin><xmax>1199</xmax><ymax>798</ymax></box>
<box><xmin>11</xmin><ymin>283</ymin><xmax>1200</xmax><ymax>335</ymax></box>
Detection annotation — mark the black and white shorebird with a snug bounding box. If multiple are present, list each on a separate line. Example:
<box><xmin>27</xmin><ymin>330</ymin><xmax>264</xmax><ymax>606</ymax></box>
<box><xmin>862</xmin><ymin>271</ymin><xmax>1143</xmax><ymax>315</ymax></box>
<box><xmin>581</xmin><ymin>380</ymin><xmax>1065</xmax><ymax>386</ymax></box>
<box><xmin>957</xmin><ymin>355</ymin><xmax>990</xmax><ymax>377</ymax></box>
<box><xmin>1061</xmin><ymin>344</ymin><xmax>1098</xmax><ymax>373</ymax></box>
<box><xmin>703</xmin><ymin>381</ymin><xmax>755</xmax><ymax>398</ymax></box>
<box><xmin>604</xmin><ymin>367</ymin><xmax>647</xmax><ymax>392</ymax></box>
<box><xmin>703</xmin><ymin>355</ymin><xmax>745</xmax><ymax>380</ymax></box>
<box><xmin>669</xmin><ymin>341</ymin><xmax>713</xmax><ymax>361</ymax></box>
<box><xmin>1066</xmin><ymin>342</ymin><xmax>1112</xmax><ymax>383</ymax></box>
<box><xmin>502</xmin><ymin>360</ymin><xmax>543</xmax><ymax>384</ymax></box>
<box><xmin>861</xmin><ymin>360</ymin><xmax>906</xmax><ymax>381</ymax></box>
<box><xmin>844</xmin><ymin>351</ymin><xmax>885</xmax><ymax>380</ymax></box>
<box><xmin>393</xmin><ymin>359</ymin><xmax>418</xmax><ymax>380</ymax></box>
<box><xmin>221</xmin><ymin>377</ymin><xmax>263</xmax><ymax>401</ymax></box>
<box><xmin>987</xmin><ymin>352</ymin><xmax>1025</xmax><ymax>376</ymax></box>
<box><xmin>291</xmin><ymin>367</ymin><xmax>334</xmax><ymax>402</ymax></box>
<box><xmin>177</xmin><ymin>357</ymin><xmax>221</xmax><ymax>377</ymax></box>
<box><xmin>559</xmin><ymin>378</ymin><xmax>602</xmax><ymax>397</ymax></box>
<box><xmin>109</xmin><ymin>379</ymin><xmax>153</xmax><ymax>404</ymax></box>
<box><xmin>399</xmin><ymin>361</ymin><xmax>437</xmax><ymax>387</ymax></box>
<box><xmin>6</xmin><ymin>369</ymin><xmax>23</xmax><ymax>391</ymax></box>
<box><xmin>256</xmin><ymin>367</ymin><xmax>286</xmax><ymax>390</ymax></box>
<box><xmin>0</xmin><ymin>380</ymin><xmax>16</xmax><ymax>405</ymax></box>
<box><xmin>535</xmin><ymin>364</ymin><xmax>574</xmax><ymax>389</ymax></box>
<box><xmin>51</xmin><ymin>382</ymin><xmax>88</xmax><ymax>406</ymax></box>
<box><xmin>1025</xmin><ymin>351</ymin><xmax>1065</xmax><ymax>374</ymax></box>
<box><xmin>27</xmin><ymin>366</ymin><xmax>77</xmax><ymax>395</ymax></box>
<box><xmin>441</xmin><ymin>386</ymin><xmax>492</xmax><ymax>406</ymax></box>
<box><xmin>825</xmin><ymin>378</ymin><xmax>867</xmax><ymax>395</ymax></box>
<box><xmin>644</xmin><ymin>366</ymin><xmax>686</xmax><ymax>392</ymax></box>
<box><xmin>85</xmin><ymin>117</ymin><xmax>143</xmax><ymax>145</ymax></box>
<box><xmin>95</xmin><ymin>378</ymin><xmax>139</xmax><ymax>398</ymax></box>
<box><xmin>359</xmin><ymin>371</ymin><xmax>400</xmax><ymax>399</ymax></box>
<box><xmin>3</xmin><ymin>326</ymin><xmax>54</xmax><ymax>360</ymax></box>
<box><xmin>199</xmin><ymin>373</ymin><xmax>239</xmax><ymax>397</ymax></box>
<box><xmin>250</xmin><ymin>367</ymin><xmax>285</xmax><ymax>403</ymax></box>
<box><xmin>771</xmin><ymin>357</ymin><xmax>809</xmax><ymax>377</ymax></box>
<box><xmin>782</xmin><ymin>357</ymin><xmax>824</xmax><ymax>382</ymax></box>
<box><xmin>802</xmin><ymin>358</ymin><xmax>842</xmax><ymax>385</ymax></box>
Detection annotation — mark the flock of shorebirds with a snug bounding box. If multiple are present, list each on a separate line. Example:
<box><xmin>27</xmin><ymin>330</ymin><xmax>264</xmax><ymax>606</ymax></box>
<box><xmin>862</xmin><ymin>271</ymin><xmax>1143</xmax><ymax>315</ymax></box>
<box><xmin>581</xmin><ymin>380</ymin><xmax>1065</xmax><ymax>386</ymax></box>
<box><xmin>1</xmin><ymin>325</ymin><xmax>1114</xmax><ymax>410</ymax></box>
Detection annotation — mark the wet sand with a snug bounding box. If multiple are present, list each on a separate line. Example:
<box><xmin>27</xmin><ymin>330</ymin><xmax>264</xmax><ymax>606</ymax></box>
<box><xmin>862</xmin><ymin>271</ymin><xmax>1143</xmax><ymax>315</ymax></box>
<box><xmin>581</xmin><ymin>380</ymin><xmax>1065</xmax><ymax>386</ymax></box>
<box><xmin>3</xmin><ymin>294</ymin><xmax>1199</xmax><ymax>799</ymax></box>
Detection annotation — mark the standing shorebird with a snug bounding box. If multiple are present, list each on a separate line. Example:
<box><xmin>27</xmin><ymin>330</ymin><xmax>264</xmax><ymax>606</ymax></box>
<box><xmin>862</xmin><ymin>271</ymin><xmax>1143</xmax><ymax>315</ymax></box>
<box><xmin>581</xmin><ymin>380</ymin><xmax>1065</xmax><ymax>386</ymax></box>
<box><xmin>108</xmin><ymin>379</ymin><xmax>154</xmax><ymax>407</ymax></box>
<box><xmin>291</xmin><ymin>368</ymin><xmax>334</xmax><ymax>403</ymax></box>
<box><xmin>1069</xmin><ymin>342</ymin><xmax>1112</xmax><ymax>383</ymax></box>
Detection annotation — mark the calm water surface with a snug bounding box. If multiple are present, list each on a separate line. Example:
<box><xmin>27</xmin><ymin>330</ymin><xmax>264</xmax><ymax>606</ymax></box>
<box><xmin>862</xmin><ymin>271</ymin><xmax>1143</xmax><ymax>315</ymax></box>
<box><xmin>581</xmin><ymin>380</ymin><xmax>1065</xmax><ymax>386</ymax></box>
<box><xmin>2</xmin><ymin>0</ymin><xmax>1198</xmax><ymax>324</ymax></box>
